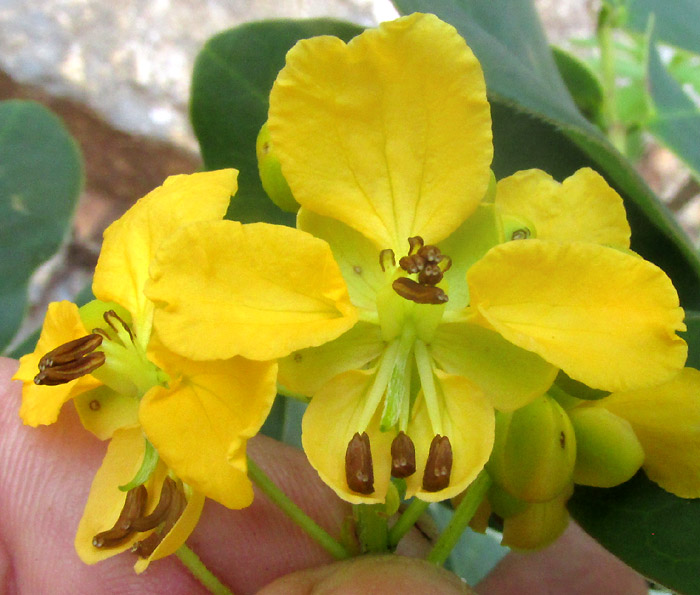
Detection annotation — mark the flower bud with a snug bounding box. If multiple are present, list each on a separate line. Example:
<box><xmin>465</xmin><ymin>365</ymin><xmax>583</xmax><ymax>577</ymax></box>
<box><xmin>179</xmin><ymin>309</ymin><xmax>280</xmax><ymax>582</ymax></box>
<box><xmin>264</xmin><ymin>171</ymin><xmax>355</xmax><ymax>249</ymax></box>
<box><xmin>569</xmin><ymin>406</ymin><xmax>644</xmax><ymax>488</ymax></box>
<box><xmin>488</xmin><ymin>395</ymin><xmax>575</xmax><ymax>502</ymax></box>
<box><xmin>256</xmin><ymin>121</ymin><xmax>299</xmax><ymax>212</ymax></box>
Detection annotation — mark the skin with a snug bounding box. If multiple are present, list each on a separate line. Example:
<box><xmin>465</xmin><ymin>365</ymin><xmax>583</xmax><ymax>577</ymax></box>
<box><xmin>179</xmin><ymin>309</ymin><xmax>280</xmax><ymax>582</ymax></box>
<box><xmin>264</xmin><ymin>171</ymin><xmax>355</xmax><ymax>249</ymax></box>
<box><xmin>0</xmin><ymin>357</ymin><xmax>647</xmax><ymax>594</ymax></box>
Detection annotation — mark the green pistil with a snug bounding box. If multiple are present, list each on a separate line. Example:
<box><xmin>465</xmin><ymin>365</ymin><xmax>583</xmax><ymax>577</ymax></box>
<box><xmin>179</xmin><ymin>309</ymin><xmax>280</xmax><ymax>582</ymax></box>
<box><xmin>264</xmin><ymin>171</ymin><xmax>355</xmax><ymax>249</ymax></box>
<box><xmin>414</xmin><ymin>340</ymin><xmax>442</xmax><ymax>436</ymax></box>
<box><xmin>380</xmin><ymin>326</ymin><xmax>416</xmax><ymax>431</ymax></box>
<box><xmin>356</xmin><ymin>339</ymin><xmax>401</xmax><ymax>431</ymax></box>
<box><xmin>96</xmin><ymin>339</ymin><xmax>164</xmax><ymax>398</ymax></box>
<box><xmin>119</xmin><ymin>438</ymin><xmax>159</xmax><ymax>491</ymax></box>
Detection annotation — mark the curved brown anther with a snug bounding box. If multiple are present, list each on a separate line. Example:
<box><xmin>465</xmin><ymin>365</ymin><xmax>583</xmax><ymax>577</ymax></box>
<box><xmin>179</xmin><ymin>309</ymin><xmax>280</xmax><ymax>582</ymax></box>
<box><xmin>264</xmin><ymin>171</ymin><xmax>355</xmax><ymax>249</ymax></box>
<box><xmin>417</xmin><ymin>244</ymin><xmax>442</xmax><ymax>263</ymax></box>
<box><xmin>92</xmin><ymin>485</ymin><xmax>147</xmax><ymax>548</ymax></box>
<box><xmin>104</xmin><ymin>310</ymin><xmax>135</xmax><ymax>342</ymax></box>
<box><xmin>131</xmin><ymin>532</ymin><xmax>161</xmax><ymax>558</ymax></box>
<box><xmin>418</xmin><ymin>263</ymin><xmax>443</xmax><ymax>286</ymax></box>
<box><xmin>438</xmin><ymin>255</ymin><xmax>452</xmax><ymax>273</ymax></box>
<box><xmin>407</xmin><ymin>236</ymin><xmax>424</xmax><ymax>254</ymax></box>
<box><xmin>129</xmin><ymin>477</ymin><xmax>176</xmax><ymax>532</ymax></box>
<box><xmin>391</xmin><ymin>431</ymin><xmax>417</xmax><ymax>479</ymax></box>
<box><xmin>399</xmin><ymin>254</ymin><xmax>426</xmax><ymax>274</ymax></box>
<box><xmin>422</xmin><ymin>435</ymin><xmax>453</xmax><ymax>492</ymax></box>
<box><xmin>345</xmin><ymin>432</ymin><xmax>375</xmax><ymax>494</ymax></box>
<box><xmin>38</xmin><ymin>334</ymin><xmax>103</xmax><ymax>370</ymax></box>
<box><xmin>379</xmin><ymin>249</ymin><xmax>396</xmax><ymax>272</ymax></box>
<box><xmin>34</xmin><ymin>351</ymin><xmax>106</xmax><ymax>386</ymax></box>
<box><xmin>392</xmin><ymin>278</ymin><xmax>448</xmax><ymax>305</ymax></box>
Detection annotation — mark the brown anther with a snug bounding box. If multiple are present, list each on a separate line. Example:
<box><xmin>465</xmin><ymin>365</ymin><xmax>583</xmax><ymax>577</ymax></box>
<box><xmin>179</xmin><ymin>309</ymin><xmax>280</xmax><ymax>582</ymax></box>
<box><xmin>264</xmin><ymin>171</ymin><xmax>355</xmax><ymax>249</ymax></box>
<box><xmin>391</xmin><ymin>431</ymin><xmax>416</xmax><ymax>479</ymax></box>
<box><xmin>379</xmin><ymin>249</ymin><xmax>396</xmax><ymax>272</ymax></box>
<box><xmin>130</xmin><ymin>477</ymin><xmax>176</xmax><ymax>532</ymax></box>
<box><xmin>511</xmin><ymin>228</ymin><xmax>530</xmax><ymax>240</ymax></box>
<box><xmin>399</xmin><ymin>254</ymin><xmax>426</xmax><ymax>274</ymax></box>
<box><xmin>34</xmin><ymin>351</ymin><xmax>106</xmax><ymax>386</ymax></box>
<box><xmin>417</xmin><ymin>263</ymin><xmax>443</xmax><ymax>286</ymax></box>
<box><xmin>392</xmin><ymin>278</ymin><xmax>449</xmax><ymax>305</ymax></box>
<box><xmin>104</xmin><ymin>310</ymin><xmax>135</xmax><ymax>342</ymax></box>
<box><xmin>439</xmin><ymin>255</ymin><xmax>452</xmax><ymax>273</ymax></box>
<box><xmin>38</xmin><ymin>334</ymin><xmax>103</xmax><ymax>370</ymax></box>
<box><xmin>422</xmin><ymin>435</ymin><xmax>453</xmax><ymax>492</ymax></box>
<box><xmin>417</xmin><ymin>244</ymin><xmax>442</xmax><ymax>263</ymax></box>
<box><xmin>92</xmin><ymin>485</ymin><xmax>147</xmax><ymax>548</ymax></box>
<box><xmin>345</xmin><ymin>432</ymin><xmax>375</xmax><ymax>494</ymax></box>
<box><xmin>131</xmin><ymin>532</ymin><xmax>161</xmax><ymax>558</ymax></box>
<box><xmin>407</xmin><ymin>236</ymin><xmax>424</xmax><ymax>254</ymax></box>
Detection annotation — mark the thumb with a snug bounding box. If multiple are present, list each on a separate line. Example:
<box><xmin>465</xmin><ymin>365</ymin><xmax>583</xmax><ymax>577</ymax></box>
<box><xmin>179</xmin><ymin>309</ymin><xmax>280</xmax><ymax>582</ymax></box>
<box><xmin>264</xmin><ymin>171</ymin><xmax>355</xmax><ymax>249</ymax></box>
<box><xmin>259</xmin><ymin>555</ymin><xmax>473</xmax><ymax>594</ymax></box>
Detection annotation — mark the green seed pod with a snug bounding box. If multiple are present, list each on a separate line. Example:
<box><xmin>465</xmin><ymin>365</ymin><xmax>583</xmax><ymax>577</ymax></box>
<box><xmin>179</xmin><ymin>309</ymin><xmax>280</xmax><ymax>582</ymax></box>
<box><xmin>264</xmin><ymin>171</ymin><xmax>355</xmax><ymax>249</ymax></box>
<box><xmin>488</xmin><ymin>394</ymin><xmax>576</xmax><ymax>502</ymax></box>
<box><xmin>569</xmin><ymin>406</ymin><xmax>644</xmax><ymax>488</ymax></box>
<box><xmin>256</xmin><ymin>122</ymin><xmax>299</xmax><ymax>213</ymax></box>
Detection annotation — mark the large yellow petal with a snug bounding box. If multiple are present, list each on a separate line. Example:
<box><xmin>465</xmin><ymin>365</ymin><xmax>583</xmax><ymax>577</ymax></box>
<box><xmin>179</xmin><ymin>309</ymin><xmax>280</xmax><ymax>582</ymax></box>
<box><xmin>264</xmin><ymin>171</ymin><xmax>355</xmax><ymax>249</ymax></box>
<box><xmin>269</xmin><ymin>13</ymin><xmax>492</xmax><ymax>251</ymax></box>
<box><xmin>595</xmin><ymin>367</ymin><xmax>700</xmax><ymax>498</ymax></box>
<box><xmin>301</xmin><ymin>369</ymin><xmax>395</xmax><ymax>504</ymax></box>
<box><xmin>146</xmin><ymin>220</ymin><xmax>358</xmax><ymax>361</ymax></box>
<box><xmin>298</xmin><ymin>208</ymin><xmax>388</xmax><ymax>311</ymax></box>
<box><xmin>278</xmin><ymin>321</ymin><xmax>384</xmax><ymax>397</ymax></box>
<box><xmin>430</xmin><ymin>321</ymin><xmax>557</xmax><ymax>411</ymax></box>
<box><xmin>496</xmin><ymin>168</ymin><xmax>630</xmax><ymax>247</ymax></box>
<box><xmin>73</xmin><ymin>386</ymin><xmax>140</xmax><ymax>441</ymax></box>
<box><xmin>404</xmin><ymin>371</ymin><xmax>494</xmax><ymax>502</ymax></box>
<box><xmin>75</xmin><ymin>426</ymin><xmax>168</xmax><ymax>564</ymax></box>
<box><xmin>93</xmin><ymin>169</ymin><xmax>236</xmax><ymax>335</ymax></box>
<box><xmin>468</xmin><ymin>240</ymin><xmax>687</xmax><ymax>392</ymax></box>
<box><xmin>15</xmin><ymin>301</ymin><xmax>100</xmax><ymax>426</ymax></box>
<box><xmin>139</xmin><ymin>354</ymin><xmax>277</xmax><ymax>509</ymax></box>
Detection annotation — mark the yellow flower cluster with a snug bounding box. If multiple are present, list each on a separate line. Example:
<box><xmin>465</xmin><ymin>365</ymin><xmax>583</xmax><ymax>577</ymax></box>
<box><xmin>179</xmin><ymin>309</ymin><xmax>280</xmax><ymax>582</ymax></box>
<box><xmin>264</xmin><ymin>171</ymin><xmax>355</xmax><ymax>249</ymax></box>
<box><xmin>14</xmin><ymin>12</ymin><xmax>700</xmax><ymax>567</ymax></box>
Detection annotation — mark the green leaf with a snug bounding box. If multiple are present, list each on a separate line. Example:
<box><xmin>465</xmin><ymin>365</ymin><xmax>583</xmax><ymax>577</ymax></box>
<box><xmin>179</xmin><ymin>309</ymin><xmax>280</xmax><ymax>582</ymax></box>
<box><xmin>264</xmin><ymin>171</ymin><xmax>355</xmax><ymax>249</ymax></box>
<box><xmin>392</xmin><ymin>0</ymin><xmax>700</xmax><ymax>306</ymax></box>
<box><xmin>647</xmin><ymin>41</ymin><xmax>700</xmax><ymax>182</ymax></box>
<box><xmin>569</xmin><ymin>472</ymin><xmax>700</xmax><ymax>595</ymax></box>
<box><xmin>0</xmin><ymin>100</ymin><xmax>83</xmax><ymax>353</ymax></box>
<box><xmin>626</xmin><ymin>0</ymin><xmax>700</xmax><ymax>55</ymax></box>
<box><xmin>552</xmin><ymin>46</ymin><xmax>604</xmax><ymax>124</ymax></box>
<box><xmin>190</xmin><ymin>19</ymin><xmax>363</xmax><ymax>226</ymax></box>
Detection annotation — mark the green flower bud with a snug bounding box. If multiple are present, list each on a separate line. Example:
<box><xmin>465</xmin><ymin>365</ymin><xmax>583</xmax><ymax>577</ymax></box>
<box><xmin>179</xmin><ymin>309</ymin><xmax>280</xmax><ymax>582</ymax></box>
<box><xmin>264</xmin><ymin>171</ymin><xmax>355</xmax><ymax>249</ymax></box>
<box><xmin>256</xmin><ymin>121</ymin><xmax>299</xmax><ymax>212</ymax></box>
<box><xmin>488</xmin><ymin>395</ymin><xmax>576</xmax><ymax>502</ymax></box>
<box><xmin>569</xmin><ymin>406</ymin><xmax>644</xmax><ymax>488</ymax></box>
<box><xmin>488</xmin><ymin>482</ymin><xmax>528</xmax><ymax>519</ymax></box>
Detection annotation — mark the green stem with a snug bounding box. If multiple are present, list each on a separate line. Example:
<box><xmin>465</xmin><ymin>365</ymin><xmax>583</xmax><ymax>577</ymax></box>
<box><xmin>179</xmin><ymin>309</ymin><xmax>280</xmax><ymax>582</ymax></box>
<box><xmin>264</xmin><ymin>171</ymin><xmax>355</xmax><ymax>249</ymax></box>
<box><xmin>176</xmin><ymin>544</ymin><xmax>234</xmax><ymax>595</ymax></box>
<box><xmin>427</xmin><ymin>471</ymin><xmax>492</xmax><ymax>565</ymax></box>
<box><xmin>354</xmin><ymin>503</ymin><xmax>389</xmax><ymax>553</ymax></box>
<box><xmin>388</xmin><ymin>498</ymin><xmax>430</xmax><ymax>548</ymax></box>
<box><xmin>247</xmin><ymin>457</ymin><xmax>351</xmax><ymax>560</ymax></box>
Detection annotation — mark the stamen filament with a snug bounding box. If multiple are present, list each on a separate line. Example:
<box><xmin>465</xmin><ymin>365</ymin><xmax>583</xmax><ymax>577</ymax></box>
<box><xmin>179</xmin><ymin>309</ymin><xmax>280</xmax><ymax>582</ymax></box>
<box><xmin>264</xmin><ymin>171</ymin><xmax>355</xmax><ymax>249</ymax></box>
<box><xmin>380</xmin><ymin>326</ymin><xmax>415</xmax><ymax>431</ymax></box>
<box><xmin>356</xmin><ymin>339</ymin><xmax>401</xmax><ymax>432</ymax></box>
<box><xmin>414</xmin><ymin>340</ymin><xmax>443</xmax><ymax>436</ymax></box>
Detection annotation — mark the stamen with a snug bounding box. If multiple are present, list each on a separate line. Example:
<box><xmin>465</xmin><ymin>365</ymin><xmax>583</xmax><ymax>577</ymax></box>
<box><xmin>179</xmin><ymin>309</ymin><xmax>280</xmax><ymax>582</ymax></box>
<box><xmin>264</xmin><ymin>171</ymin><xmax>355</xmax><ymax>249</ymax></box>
<box><xmin>345</xmin><ymin>432</ymin><xmax>375</xmax><ymax>494</ymax></box>
<box><xmin>379</xmin><ymin>249</ymin><xmax>396</xmax><ymax>272</ymax></box>
<box><xmin>129</xmin><ymin>477</ymin><xmax>175</xmax><ymax>531</ymax></box>
<box><xmin>511</xmin><ymin>228</ymin><xmax>530</xmax><ymax>240</ymax></box>
<box><xmin>417</xmin><ymin>263</ymin><xmax>443</xmax><ymax>286</ymax></box>
<box><xmin>131</xmin><ymin>533</ymin><xmax>161</xmax><ymax>558</ymax></box>
<box><xmin>422</xmin><ymin>435</ymin><xmax>453</xmax><ymax>492</ymax></box>
<box><xmin>34</xmin><ymin>351</ymin><xmax>106</xmax><ymax>385</ymax></box>
<box><xmin>399</xmin><ymin>254</ymin><xmax>426</xmax><ymax>274</ymax></box>
<box><xmin>391</xmin><ymin>431</ymin><xmax>416</xmax><ymax>478</ymax></box>
<box><xmin>92</xmin><ymin>485</ymin><xmax>147</xmax><ymax>548</ymax></box>
<box><xmin>392</xmin><ymin>278</ymin><xmax>448</xmax><ymax>305</ymax></box>
<box><xmin>417</xmin><ymin>244</ymin><xmax>442</xmax><ymax>263</ymax></box>
<box><xmin>131</xmin><ymin>480</ymin><xmax>187</xmax><ymax>559</ymax></box>
<box><xmin>407</xmin><ymin>236</ymin><xmax>424</xmax><ymax>254</ymax></box>
<box><xmin>38</xmin><ymin>334</ymin><xmax>103</xmax><ymax>370</ymax></box>
<box><xmin>103</xmin><ymin>310</ymin><xmax>135</xmax><ymax>343</ymax></box>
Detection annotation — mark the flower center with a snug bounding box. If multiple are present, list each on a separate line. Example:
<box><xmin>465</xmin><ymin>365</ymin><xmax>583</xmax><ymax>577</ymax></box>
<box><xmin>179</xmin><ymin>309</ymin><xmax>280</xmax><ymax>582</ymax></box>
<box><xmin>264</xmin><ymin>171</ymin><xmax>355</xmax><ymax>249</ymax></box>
<box><xmin>391</xmin><ymin>236</ymin><xmax>452</xmax><ymax>305</ymax></box>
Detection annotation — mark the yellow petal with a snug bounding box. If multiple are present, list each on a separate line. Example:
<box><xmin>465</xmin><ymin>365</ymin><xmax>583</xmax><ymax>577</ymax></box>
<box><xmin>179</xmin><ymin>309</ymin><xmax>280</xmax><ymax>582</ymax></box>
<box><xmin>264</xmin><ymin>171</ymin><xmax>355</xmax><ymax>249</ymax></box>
<box><xmin>134</xmin><ymin>488</ymin><xmax>206</xmax><ymax>573</ymax></box>
<box><xmin>269</xmin><ymin>13</ymin><xmax>492</xmax><ymax>251</ymax></box>
<box><xmin>302</xmin><ymin>369</ymin><xmax>395</xmax><ymax>504</ymax></box>
<box><xmin>298</xmin><ymin>208</ymin><xmax>387</xmax><ymax>311</ymax></box>
<box><xmin>404</xmin><ymin>371</ymin><xmax>494</xmax><ymax>502</ymax></box>
<box><xmin>74</xmin><ymin>385</ymin><xmax>140</xmax><ymax>440</ymax></box>
<box><xmin>146</xmin><ymin>220</ymin><xmax>358</xmax><ymax>361</ymax></box>
<box><xmin>75</xmin><ymin>426</ymin><xmax>168</xmax><ymax>564</ymax></box>
<box><xmin>596</xmin><ymin>367</ymin><xmax>700</xmax><ymax>498</ymax></box>
<box><xmin>430</xmin><ymin>321</ymin><xmax>556</xmax><ymax>411</ymax></box>
<box><xmin>93</xmin><ymin>169</ymin><xmax>236</xmax><ymax>334</ymax></box>
<box><xmin>278</xmin><ymin>321</ymin><xmax>384</xmax><ymax>396</ymax></box>
<box><xmin>468</xmin><ymin>240</ymin><xmax>687</xmax><ymax>392</ymax></box>
<box><xmin>496</xmin><ymin>168</ymin><xmax>630</xmax><ymax>247</ymax></box>
<box><xmin>15</xmin><ymin>301</ymin><xmax>100</xmax><ymax>426</ymax></box>
<box><xmin>139</xmin><ymin>354</ymin><xmax>277</xmax><ymax>509</ymax></box>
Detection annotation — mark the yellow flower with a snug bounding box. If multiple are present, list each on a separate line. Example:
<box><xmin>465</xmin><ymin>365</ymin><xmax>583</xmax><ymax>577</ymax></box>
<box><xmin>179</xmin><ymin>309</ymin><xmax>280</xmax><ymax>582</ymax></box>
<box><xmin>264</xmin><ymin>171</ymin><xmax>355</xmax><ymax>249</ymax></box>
<box><xmin>147</xmin><ymin>14</ymin><xmax>686</xmax><ymax>506</ymax></box>
<box><xmin>13</xmin><ymin>170</ymin><xmax>283</xmax><ymax>570</ymax></box>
